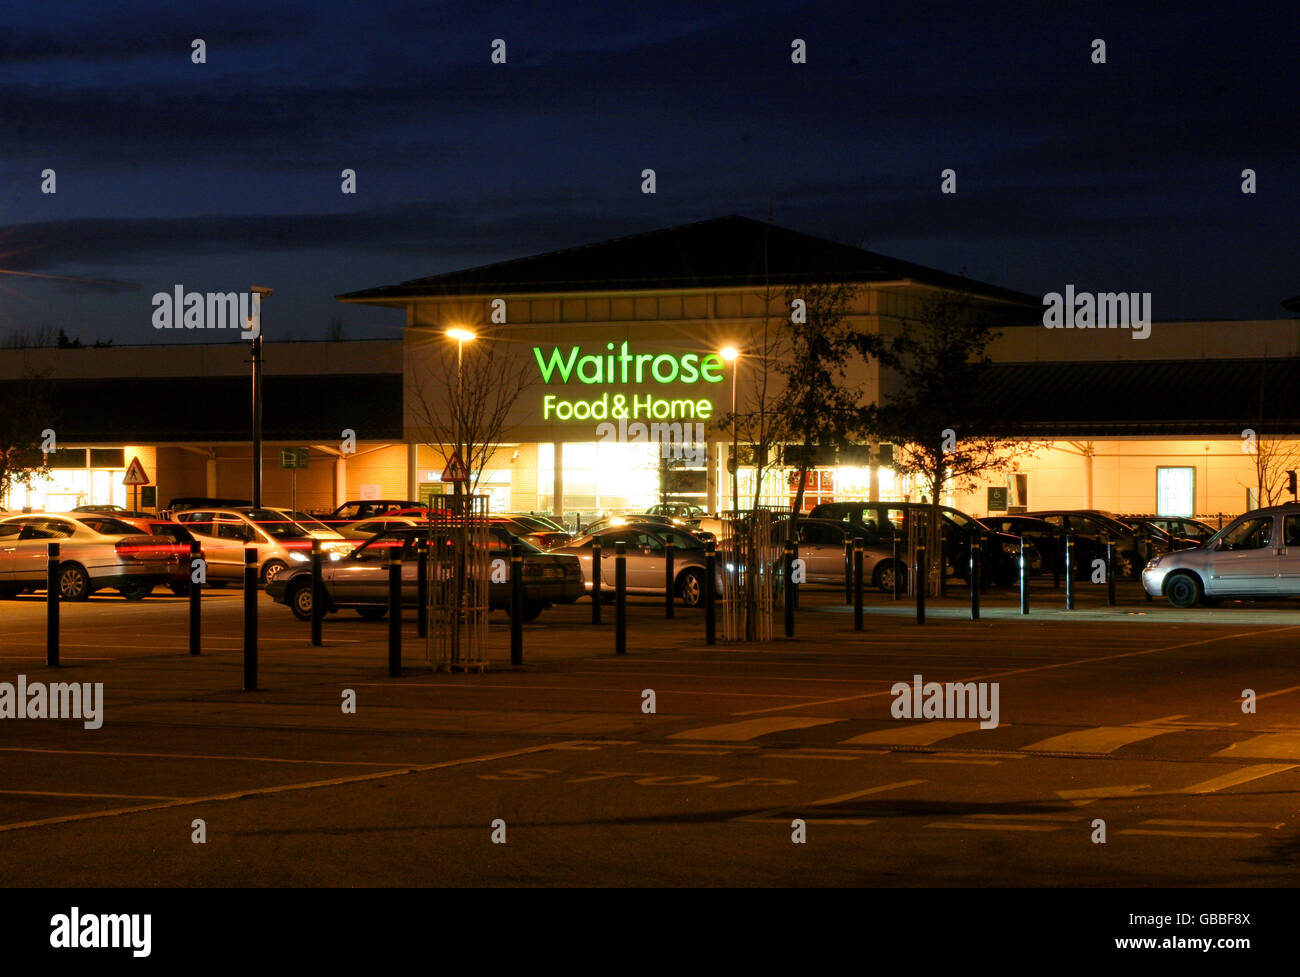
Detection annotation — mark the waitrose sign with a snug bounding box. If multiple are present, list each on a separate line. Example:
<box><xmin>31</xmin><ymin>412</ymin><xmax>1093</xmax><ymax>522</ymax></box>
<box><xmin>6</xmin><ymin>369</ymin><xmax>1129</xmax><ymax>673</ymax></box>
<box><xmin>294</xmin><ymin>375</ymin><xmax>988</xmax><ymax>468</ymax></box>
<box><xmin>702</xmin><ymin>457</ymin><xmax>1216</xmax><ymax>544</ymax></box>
<box><xmin>532</xmin><ymin>342</ymin><xmax>723</xmax><ymax>421</ymax></box>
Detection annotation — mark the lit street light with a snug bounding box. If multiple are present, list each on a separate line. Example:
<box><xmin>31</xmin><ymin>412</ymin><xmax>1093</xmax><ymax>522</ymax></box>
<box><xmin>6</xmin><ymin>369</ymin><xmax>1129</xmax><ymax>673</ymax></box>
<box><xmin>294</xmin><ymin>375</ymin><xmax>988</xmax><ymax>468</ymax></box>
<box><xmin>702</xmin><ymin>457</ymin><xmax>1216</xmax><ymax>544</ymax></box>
<box><xmin>445</xmin><ymin>327</ymin><xmax>476</xmax><ymax>496</ymax></box>
<box><xmin>720</xmin><ymin>346</ymin><xmax>739</xmax><ymax>514</ymax></box>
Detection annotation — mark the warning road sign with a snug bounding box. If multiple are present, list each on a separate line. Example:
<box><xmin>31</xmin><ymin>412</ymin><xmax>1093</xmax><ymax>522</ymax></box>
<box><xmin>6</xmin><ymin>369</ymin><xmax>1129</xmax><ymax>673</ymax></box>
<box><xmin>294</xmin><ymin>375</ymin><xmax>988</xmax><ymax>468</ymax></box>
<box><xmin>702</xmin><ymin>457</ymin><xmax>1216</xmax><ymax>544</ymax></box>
<box><xmin>123</xmin><ymin>457</ymin><xmax>151</xmax><ymax>486</ymax></box>
<box><xmin>441</xmin><ymin>452</ymin><xmax>468</xmax><ymax>483</ymax></box>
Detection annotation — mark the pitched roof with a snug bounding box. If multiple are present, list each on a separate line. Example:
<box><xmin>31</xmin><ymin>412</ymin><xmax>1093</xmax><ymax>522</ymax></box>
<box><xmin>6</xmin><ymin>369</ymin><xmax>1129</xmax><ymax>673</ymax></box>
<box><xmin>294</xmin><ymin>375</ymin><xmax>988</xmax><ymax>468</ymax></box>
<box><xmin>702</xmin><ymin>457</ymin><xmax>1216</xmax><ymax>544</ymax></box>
<box><xmin>338</xmin><ymin>215</ymin><xmax>1038</xmax><ymax>306</ymax></box>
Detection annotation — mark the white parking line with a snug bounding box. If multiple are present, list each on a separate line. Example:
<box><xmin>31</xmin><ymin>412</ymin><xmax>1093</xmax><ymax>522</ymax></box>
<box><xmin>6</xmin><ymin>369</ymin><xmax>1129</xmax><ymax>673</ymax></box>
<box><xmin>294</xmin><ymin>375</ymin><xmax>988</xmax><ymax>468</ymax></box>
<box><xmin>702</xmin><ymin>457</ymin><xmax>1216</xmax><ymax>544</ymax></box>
<box><xmin>668</xmin><ymin>717</ymin><xmax>841</xmax><ymax>741</ymax></box>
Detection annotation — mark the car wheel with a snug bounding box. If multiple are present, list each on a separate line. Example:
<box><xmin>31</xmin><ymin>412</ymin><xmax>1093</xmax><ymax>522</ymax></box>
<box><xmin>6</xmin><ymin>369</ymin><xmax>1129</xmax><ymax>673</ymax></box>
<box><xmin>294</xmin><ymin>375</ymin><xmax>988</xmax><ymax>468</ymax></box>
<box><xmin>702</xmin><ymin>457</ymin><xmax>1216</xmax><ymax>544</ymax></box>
<box><xmin>506</xmin><ymin>600</ymin><xmax>544</xmax><ymax>623</ymax></box>
<box><xmin>261</xmin><ymin>560</ymin><xmax>288</xmax><ymax>585</ymax></box>
<box><xmin>168</xmin><ymin>580</ymin><xmax>191</xmax><ymax>596</ymax></box>
<box><xmin>288</xmin><ymin>580</ymin><xmax>314</xmax><ymax>621</ymax></box>
<box><xmin>58</xmin><ymin>564</ymin><xmax>91</xmax><ymax>601</ymax></box>
<box><xmin>119</xmin><ymin>580</ymin><xmax>152</xmax><ymax>600</ymax></box>
<box><xmin>677</xmin><ymin>568</ymin><xmax>705</xmax><ymax>607</ymax></box>
<box><xmin>873</xmin><ymin>560</ymin><xmax>906</xmax><ymax>594</ymax></box>
<box><xmin>356</xmin><ymin>606</ymin><xmax>388</xmax><ymax>620</ymax></box>
<box><xmin>1114</xmin><ymin>550</ymin><xmax>1138</xmax><ymax>580</ymax></box>
<box><xmin>1165</xmin><ymin>572</ymin><xmax>1203</xmax><ymax>609</ymax></box>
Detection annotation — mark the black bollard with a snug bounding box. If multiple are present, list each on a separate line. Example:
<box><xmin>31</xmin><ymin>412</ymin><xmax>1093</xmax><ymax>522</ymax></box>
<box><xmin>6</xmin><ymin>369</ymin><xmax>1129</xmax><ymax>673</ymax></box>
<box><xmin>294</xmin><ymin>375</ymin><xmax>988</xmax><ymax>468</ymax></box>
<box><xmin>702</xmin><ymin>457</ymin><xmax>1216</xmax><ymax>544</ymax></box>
<box><xmin>46</xmin><ymin>542</ymin><xmax>59</xmax><ymax>668</ymax></box>
<box><xmin>970</xmin><ymin>534</ymin><xmax>981</xmax><ymax>621</ymax></box>
<box><xmin>615</xmin><ymin>540</ymin><xmax>627</xmax><ymax>655</ymax></box>
<box><xmin>1052</xmin><ymin>531</ymin><xmax>1061</xmax><ymax>589</ymax></box>
<box><xmin>591</xmin><ymin>539</ymin><xmax>602</xmax><ymax>624</ymax></box>
<box><xmin>1019</xmin><ymin>534</ymin><xmax>1029</xmax><ymax>615</ymax></box>
<box><xmin>664</xmin><ymin>539</ymin><xmax>674</xmax><ymax>619</ymax></box>
<box><xmin>189</xmin><ymin>541</ymin><xmax>202</xmax><ymax>655</ymax></box>
<box><xmin>783</xmin><ymin>540</ymin><xmax>795</xmax><ymax>638</ymax></box>
<box><xmin>510</xmin><ymin>542</ymin><xmax>523</xmax><ymax>667</ymax></box>
<box><xmin>310</xmin><ymin>540</ymin><xmax>323</xmax><ymax>647</ymax></box>
<box><xmin>852</xmin><ymin>538</ymin><xmax>864</xmax><ymax>632</ymax></box>
<box><xmin>1106</xmin><ymin>538</ymin><xmax>1116</xmax><ymax>606</ymax></box>
<box><xmin>243</xmin><ymin>547</ymin><xmax>257</xmax><ymax>691</ymax></box>
<box><xmin>915</xmin><ymin>540</ymin><xmax>927</xmax><ymax>625</ymax></box>
<box><xmin>844</xmin><ymin>539</ymin><xmax>853</xmax><ymax>604</ymax></box>
<box><xmin>1064</xmin><ymin>535</ymin><xmax>1075</xmax><ymax>610</ymax></box>
<box><xmin>416</xmin><ymin>537</ymin><xmax>428</xmax><ymax>639</ymax></box>
<box><xmin>387</xmin><ymin>549</ymin><xmax>402</xmax><ymax>677</ymax></box>
<box><xmin>891</xmin><ymin>534</ymin><xmax>901</xmax><ymax>601</ymax></box>
<box><xmin>705</xmin><ymin>540</ymin><xmax>716</xmax><ymax>646</ymax></box>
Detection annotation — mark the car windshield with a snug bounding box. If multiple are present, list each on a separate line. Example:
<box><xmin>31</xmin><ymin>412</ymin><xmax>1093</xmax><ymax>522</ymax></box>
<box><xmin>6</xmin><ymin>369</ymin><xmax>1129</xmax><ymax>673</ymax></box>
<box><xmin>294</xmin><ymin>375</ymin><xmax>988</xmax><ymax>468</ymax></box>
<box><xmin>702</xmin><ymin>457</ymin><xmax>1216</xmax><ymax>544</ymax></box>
<box><xmin>244</xmin><ymin>509</ymin><xmax>312</xmax><ymax>539</ymax></box>
<box><xmin>76</xmin><ymin>517</ymin><xmax>141</xmax><ymax>536</ymax></box>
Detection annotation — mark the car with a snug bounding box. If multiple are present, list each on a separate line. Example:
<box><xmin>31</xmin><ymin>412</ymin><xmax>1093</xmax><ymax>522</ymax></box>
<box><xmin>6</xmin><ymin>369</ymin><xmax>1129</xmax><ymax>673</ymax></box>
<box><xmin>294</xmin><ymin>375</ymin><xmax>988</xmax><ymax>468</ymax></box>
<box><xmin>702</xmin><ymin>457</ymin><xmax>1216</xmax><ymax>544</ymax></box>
<box><xmin>1123</xmin><ymin>515</ymin><xmax>1218</xmax><ymax>549</ymax></box>
<box><xmin>1122</xmin><ymin>517</ymin><xmax>1201</xmax><ymax>555</ymax></box>
<box><xmin>501</xmin><ymin>514</ymin><xmax>574</xmax><ymax>549</ymax></box>
<box><xmin>164</xmin><ymin>496</ymin><xmax>251</xmax><ymax>515</ymax></box>
<box><xmin>809</xmin><ymin>501</ymin><xmax>1035</xmax><ymax>586</ymax></box>
<box><xmin>549</xmin><ymin>524</ymin><xmax>725</xmax><ymax>607</ymax></box>
<box><xmin>260</xmin><ymin>507</ymin><xmax>358</xmax><ymax>556</ymax></box>
<box><xmin>582</xmin><ymin>513</ymin><xmax>716</xmax><ymax>544</ymax></box>
<box><xmin>0</xmin><ymin>512</ymin><xmax>176</xmax><ymax>600</ymax></box>
<box><xmin>766</xmin><ymin>517</ymin><xmax>901</xmax><ymax>591</ymax></box>
<box><xmin>645</xmin><ymin>502</ymin><xmax>706</xmax><ymax>523</ymax></box>
<box><xmin>173</xmin><ymin>507</ymin><xmax>335</xmax><ymax>585</ymax></box>
<box><xmin>116</xmin><ymin>516</ymin><xmax>202</xmax><ymax>595</ymax></box>
<box><xmin>1026</xmin><ymin>509</ymin><xmax>1150</xmax><ymax>579</ymax></box>
<box><xmin>266</xmin><ymin>525</ymin><xmax>582</xmax><ymax>622</ymax></box>
<box><xmin>1142</xmin><ymin>503</ymin><xmax>1300</xmax><ymax>607</ymax></box>
<box><xmin>981</xmin><ymin>514</ymin><xmax>1103</xmax><ymax>579</ymax></box>
<box><xmin>311</xmin><ymin>500</ymin><xmax>420</xmax><ymax>527</ymax></box>
<box><xmin>337</xmin><ymin>515</ymin><xmax>429</xmax><ymax>540</ymax></box>
<box><xmin>388</xmin><ymin>509</ymin><xmax>575</xmax><ymax>551</ymax></box>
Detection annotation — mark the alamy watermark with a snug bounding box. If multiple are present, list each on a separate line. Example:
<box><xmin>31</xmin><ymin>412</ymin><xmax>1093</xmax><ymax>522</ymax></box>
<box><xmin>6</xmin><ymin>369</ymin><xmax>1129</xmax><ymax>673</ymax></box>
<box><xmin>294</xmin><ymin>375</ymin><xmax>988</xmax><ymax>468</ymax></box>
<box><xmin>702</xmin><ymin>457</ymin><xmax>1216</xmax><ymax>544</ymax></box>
<box><xmin>890</xmin><ymin>673</ymin><xmax>1000</xmax><ymax>729</ymax></box>
<box><xmin>50</xmin><ymin>908</ymin><xmax>150</xmax><ymax>957</ymax></box>
<box><xmin>151</xmin><ymin>286</ymin><xmax>262</xmax><ymax>338</ymax></box>
<box><xmin>596</xmin><ymin>418</ymin><xmax>707</xmax><ymax>465</ymax></box>
<box><xmin>0</xmin><ymin>675</ymin><xmax>103</xmax><ymax>729</ymax></box>
<box><xmin>1042</xmin><ymin>284</ymin><xmax>1151</xmax><ymax>339</ymax></box>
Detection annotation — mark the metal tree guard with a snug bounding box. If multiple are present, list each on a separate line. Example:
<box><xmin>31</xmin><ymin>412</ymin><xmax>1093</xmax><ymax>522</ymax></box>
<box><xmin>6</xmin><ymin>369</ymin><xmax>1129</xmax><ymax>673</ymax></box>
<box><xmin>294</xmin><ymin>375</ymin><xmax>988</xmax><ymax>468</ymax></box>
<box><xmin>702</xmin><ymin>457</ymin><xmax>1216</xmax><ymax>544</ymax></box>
<box><xmin>425</xmin><ymin>493</ymin><xmax>491</xmax><ymax>671</ymax></box>
<box><xmin>719</xmin><ymin>507</ymin><xmax>778</xmax><ymax>642</ymax></box>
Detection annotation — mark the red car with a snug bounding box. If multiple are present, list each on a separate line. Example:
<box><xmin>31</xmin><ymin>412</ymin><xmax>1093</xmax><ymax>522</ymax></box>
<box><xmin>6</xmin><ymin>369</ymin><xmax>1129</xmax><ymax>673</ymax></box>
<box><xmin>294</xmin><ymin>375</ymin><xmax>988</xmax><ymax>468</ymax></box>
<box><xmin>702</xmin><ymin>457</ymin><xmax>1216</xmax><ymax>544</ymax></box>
<box><xmin>117</xmin><ymin>516</ymin><xmax>201</xmax><ymax>595</ymax></box>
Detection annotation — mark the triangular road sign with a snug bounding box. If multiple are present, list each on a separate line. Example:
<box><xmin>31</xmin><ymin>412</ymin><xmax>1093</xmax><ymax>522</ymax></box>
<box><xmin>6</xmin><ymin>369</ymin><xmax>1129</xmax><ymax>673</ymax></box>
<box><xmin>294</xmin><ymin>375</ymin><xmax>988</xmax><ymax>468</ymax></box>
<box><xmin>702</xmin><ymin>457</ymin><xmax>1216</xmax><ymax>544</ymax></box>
<box><xmin>122</xmin><ymin>457</ymin><xmax>151</xmax><ymax>486</ymax></box>
<box><xmin>441</xmin><ymin>452</ymin><xmax>468</xmax><ymax>483</ymax></box>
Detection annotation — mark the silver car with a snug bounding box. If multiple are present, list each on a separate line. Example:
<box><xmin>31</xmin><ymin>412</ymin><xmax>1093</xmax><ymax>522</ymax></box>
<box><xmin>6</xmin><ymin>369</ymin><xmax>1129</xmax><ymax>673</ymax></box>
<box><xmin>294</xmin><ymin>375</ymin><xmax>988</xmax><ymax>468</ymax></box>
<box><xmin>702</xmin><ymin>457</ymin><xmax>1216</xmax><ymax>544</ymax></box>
<box><xmin>174</xmin><ymin>507</ymin><xmax>327</xmax><ymax>585</ymax></box>
<box><xmin>1142</xmin><ymin>503</ymin><xmax>1300</xmax><ymax>607</ymax></box>
<box><xmin>0</xmin><ymin>512</ymin><xmax>174</xmax><ymax>600</ymax></box>
<box><xmin>549</xmin><ymin>524</ymin><xmax>724</xmax><ymax>607</ymax></box>
<box><xmin>770</xmin><ymin>518</ymin><xmax>902</xmax><ymax>592</ymax></box>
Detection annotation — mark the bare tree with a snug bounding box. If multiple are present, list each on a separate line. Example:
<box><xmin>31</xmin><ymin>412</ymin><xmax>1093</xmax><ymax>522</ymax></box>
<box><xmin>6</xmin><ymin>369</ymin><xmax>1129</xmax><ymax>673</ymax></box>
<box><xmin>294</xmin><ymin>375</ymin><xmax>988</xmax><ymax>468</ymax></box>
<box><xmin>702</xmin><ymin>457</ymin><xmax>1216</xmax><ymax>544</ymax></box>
<box><xmin>407</xmin><ymin>328</ymin><xmax>536</xmax><ymax>495</ymax></box>
<box><xmin>1243</xmin><ymin>364</ymin><xmax>1300</xmax><ymax>507</ymax></box>
<box><xmin>0</xmin><ymin>370</ymin><xmax>55</xmax><ymax>509</ymax></box>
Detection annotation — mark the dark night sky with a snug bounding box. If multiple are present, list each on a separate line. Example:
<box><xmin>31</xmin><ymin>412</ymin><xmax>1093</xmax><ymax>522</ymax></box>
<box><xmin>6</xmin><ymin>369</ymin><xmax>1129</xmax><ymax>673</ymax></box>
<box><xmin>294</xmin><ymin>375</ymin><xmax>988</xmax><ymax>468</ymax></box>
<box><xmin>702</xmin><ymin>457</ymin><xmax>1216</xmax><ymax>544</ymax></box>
<box><xmin>0</xmin><ymin>1</ymin><xmax>1295</xmax><ymax>345</ymax></box>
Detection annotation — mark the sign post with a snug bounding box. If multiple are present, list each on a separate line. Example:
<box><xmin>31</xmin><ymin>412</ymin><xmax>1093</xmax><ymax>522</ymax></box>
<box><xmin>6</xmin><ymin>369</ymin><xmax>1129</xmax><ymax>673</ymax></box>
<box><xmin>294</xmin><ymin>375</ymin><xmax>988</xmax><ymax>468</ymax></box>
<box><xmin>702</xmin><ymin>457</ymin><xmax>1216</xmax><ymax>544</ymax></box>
<box><xmin>280</xmin><ymin>448</ymin><xmax>309</xmax><ymax>512</ymax></box>
<box><xmin>123</xmin><ymin>457</ymin><xmax>150</xmax><ymax>513</ymax></box>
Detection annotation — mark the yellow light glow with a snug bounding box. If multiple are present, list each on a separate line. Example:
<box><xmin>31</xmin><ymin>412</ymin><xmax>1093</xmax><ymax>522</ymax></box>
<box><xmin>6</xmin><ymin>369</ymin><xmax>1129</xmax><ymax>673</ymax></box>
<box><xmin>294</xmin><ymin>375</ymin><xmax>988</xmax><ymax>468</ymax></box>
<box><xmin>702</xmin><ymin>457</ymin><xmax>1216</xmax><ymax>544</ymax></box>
<box><xmin>445</xmin><ymin>327</ymin><xmax>476</xmax><ymax>342</ymax></box>
<box><xmin>719</xmin><ymin>346</ymin><xmax>739</xmax><ymax>361</ymax></box>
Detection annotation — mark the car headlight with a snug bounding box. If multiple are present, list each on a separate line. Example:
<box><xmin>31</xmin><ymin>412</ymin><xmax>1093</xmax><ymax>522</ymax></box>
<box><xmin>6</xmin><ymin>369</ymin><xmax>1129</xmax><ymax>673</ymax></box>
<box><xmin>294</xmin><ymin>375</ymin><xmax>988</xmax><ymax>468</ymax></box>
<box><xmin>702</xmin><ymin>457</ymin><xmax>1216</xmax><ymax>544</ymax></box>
<box><xmin>289</xmin><ymin>552</ymin><xmax>309</xmax><ymax>563</ymax></box>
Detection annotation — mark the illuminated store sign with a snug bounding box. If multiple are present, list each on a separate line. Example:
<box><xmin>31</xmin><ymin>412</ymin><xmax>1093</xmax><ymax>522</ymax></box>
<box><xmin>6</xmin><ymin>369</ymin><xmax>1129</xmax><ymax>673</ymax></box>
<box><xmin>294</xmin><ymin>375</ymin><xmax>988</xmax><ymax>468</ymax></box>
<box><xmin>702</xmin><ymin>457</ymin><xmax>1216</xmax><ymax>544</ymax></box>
<box><xmin>533</xmin><ymin>342</ymin><xmax>723</xmax><ymax>421</ymax></box>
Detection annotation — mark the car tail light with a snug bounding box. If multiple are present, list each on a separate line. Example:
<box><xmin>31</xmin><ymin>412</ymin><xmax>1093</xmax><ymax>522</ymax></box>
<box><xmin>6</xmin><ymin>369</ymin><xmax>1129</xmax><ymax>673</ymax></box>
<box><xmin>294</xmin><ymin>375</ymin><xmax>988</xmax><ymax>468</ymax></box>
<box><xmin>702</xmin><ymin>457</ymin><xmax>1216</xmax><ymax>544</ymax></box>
<box><xmin>115</xmin><ymin>535</ymin><xmax>176</xmax><ymax>559</ymax></box>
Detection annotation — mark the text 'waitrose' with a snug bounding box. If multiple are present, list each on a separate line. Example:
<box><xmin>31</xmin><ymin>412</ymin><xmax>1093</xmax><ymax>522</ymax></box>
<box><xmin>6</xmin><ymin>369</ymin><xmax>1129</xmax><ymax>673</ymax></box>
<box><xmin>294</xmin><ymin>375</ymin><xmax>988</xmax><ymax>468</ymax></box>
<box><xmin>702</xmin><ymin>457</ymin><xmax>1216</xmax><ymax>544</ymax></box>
<box><xmin>532</xmin><ymin>342</ymin><xmax>725</xmax><ymax>385</ymax></box>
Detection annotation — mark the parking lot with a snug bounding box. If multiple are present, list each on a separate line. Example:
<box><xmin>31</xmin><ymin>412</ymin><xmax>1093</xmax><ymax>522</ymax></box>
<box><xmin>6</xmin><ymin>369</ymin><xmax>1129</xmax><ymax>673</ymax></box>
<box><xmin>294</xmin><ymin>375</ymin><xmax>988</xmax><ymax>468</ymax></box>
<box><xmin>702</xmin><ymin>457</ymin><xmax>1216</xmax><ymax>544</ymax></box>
<box><xmin>3</xmin><ymin>578</ymin><xmax>1300</xmax><ymax>886</ymax></box>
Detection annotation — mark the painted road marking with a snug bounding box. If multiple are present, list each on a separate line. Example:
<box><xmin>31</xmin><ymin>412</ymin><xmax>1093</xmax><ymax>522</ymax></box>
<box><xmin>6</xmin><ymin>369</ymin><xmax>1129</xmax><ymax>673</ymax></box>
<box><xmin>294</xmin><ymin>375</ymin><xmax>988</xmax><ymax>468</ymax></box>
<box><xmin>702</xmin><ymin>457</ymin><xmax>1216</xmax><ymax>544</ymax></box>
<box><xmin>1213</xmin><ymin>734</ymin><xmax>1300</xmax><ymax>761</ymax></box>
<box><xmin>353</xmin><ymin>682</ymin><xmax>818</xmax><ymax>699</ymax></box>
<box><xmin>929</xmin><ymin>822</ymin><xmax>1061</xmax><ymax>832</ymax></box>
<box><xmin>965</xmin><ymin>813</ymin><xmax>1080</xmax><ymax>821</ymax></box>
<box><xmin>1242</xmin><ymin>684</ymin><xmax>1300</xmax><ymax>703</ymax></box>
<box><xmin>1022</xmin><ymin>726</ymin><xmax>1173</xmax><ymax>754</ymax></box>
<box><xmin>0</xmin><ymin>740</ymin><xmax>588</xmax><ymax>835</ymax></box>
<box><xmin>734</xmin><ymin>626</ymin><xmax>1300</xmax><ymax>716</ymax></box>
<box><xmin>1176</xmin><ymin>764</ymin><xmax>1296</xmax><ymax>794</ymax></box>
<box><xmin>765</xmin><ymin>752</ymin><xmax>862</xmax><ymax>761</ymax></box>
<box><xmin>639</xmin><ymin>747</ymin><xmax>736</xmax><ymax>756</ymax></box>
<box><xmin>1120</xmin><ymin>829</ymin><xmax>1260</xmax><ymax>839</ymax></box>
<box><xmin>803</xmin><ymin>780</ymin><xmax>927</xmax><ymax>807</ymax></box>
<box><xmin>1134</xmin><ymin>714</ymin><xmax>1235</xmax><ymax>729</ymax></box>
<box><xmin>840</xmin><ymin>721</ymin><xmax>984</xmax><ymax>747</ymax></box>
<box><xmin>1143</xmin><ymin>818</ymin><xmax>1285</xmax><ymax>829</ymax></box>
<box><xmin>906</xmin><ymin>757</ymin><xmax>1001</xmax><ymax>765</ymax></box>
<box><xmin>0</xmin><ymin>746</ymin><xmax>403</xmax><ymax>767</ymax></box>
<box><xmin>0</xmin><ymin>789</ymin><xmax>187</xmax><ymax>801</ymax></box>
<box><xmin>1056</xmin><ymin>784</ymin><xmax>1149</xmax><ymax>799</ymax></box>
<box><xmin>668</xmin><ymin>717</ymin><xmax>841</xmax><ymax>742</ymax></box>
<box><xmin>732</xmin><ymin>779</ymin><xmax>924</xmax><ymax>824</ymax></box>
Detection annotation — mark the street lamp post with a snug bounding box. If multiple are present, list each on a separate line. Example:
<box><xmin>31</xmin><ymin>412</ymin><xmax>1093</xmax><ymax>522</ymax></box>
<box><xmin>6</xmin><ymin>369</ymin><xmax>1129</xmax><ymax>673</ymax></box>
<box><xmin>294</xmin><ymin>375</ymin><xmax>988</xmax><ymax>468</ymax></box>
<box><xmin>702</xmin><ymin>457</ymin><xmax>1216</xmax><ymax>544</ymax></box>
<box><xmin>249</xmin><ymin>286</ymin><xmax>272</xmax><ymax>509</ymax></box>
<box><xmin>720</xmin><ymin>347</ymin><xmax>739</xmax><ymax>513</ymax></box>
<box><xmin>445</xmin><ymin>328</ymin><xmax>476</xmax><ymax>496</ymax></box>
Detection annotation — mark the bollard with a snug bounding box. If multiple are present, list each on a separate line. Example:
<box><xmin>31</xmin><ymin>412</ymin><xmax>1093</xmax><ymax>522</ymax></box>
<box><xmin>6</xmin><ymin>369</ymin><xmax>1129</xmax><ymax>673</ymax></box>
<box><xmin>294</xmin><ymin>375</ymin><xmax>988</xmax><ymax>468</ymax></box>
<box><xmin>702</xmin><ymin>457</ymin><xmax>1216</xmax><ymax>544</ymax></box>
<box><xmin>1106</xmin><ymin>538</ymin><xmax>1116</xmax><ymax>607</ymax></box>
<box><xmin>791</xmin><ymin>540</ymin><xmax>800</xmax><ymax>612</ymax></box>
<box><xmin>416</xmin><ymin>537</ymin><xmax>428</xmax><ymax>639</ymax></box>
<box><xmin>891</xmin><ymin>534</ymin><xmax>902</xmax><ymax>601</ymax></box>
<box><xmin>969</xmin><ymin>534</ymin><xmax>981</xmax><ymax>621</ymax></box>
<box><xmin>783</xmin><ymin>539</ymin><xmax>795</xmax><ymax>638</ymax></box>
<box><xmin>1052</xmin><ymin>531</ymin><xmax>1061</xmax><ymax>589</ymax></box>
<box><xmin>243</xmin><ymin>547</ymin><xmax>257</xmax><ymax>691</ymax></box>
<box><xmin>1019</xmin><ymin>534</ymin><xmax>1029</xmax><ymax>615</ymax></box>
<box><xmin>387</xmin><ymin>549</ymin><xmax>402</xmax><ymax>677</ymax></box>
<box><xmin>46</xmin><ymin>542</ymin><xmax>59</xmax><ymax>668</ymax></box>
<box><xmin>844</xmin><ymin>539</ymin><xmax>853</xmax><ymax>604</ymax></box>
<box><xmin>591</xmin><ymin>540</ymin><xmax>602</xmax><ymax>624</ymax></box>
<box><xmin>1064</xmin><ymin>535</ymin><xmax>1075</xmax><ymax>610</ymax></box>
<box><xmin>615</xmin><ymin>540</ymin><xmax>627</xmax><ymax>655</ymax></box>
<box><xmin>915</xmin><ymin>540</ymin><xmax>926</xmax><ymax>625</ymax></box>
<box><xmin>664</xmin><ymin>539</ymin><xmax>674</xmax><ymax>619</ymax></box>
<box><xmin>852</xmin><ymin>538</ymin><xmax>864</xmax><ymax>631</ymax></box>
<box><xmin>189</xmin><ymin>540</ymin><xmax>202</xmax><ymax>655</ymax></box>
<box><xmin>310</xmin><ymin>539</ymin><xmax>323</xmax><ymax>648</ymax></box>
<box><xmin>704</xmin><ymin>540</ymin><xmax>716</xmax><ymax>646</ymax></box>
<box><xmin>510</xmin><ymin>542</ymin><xmax>523</xmax><ymax>667</ymax></box>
